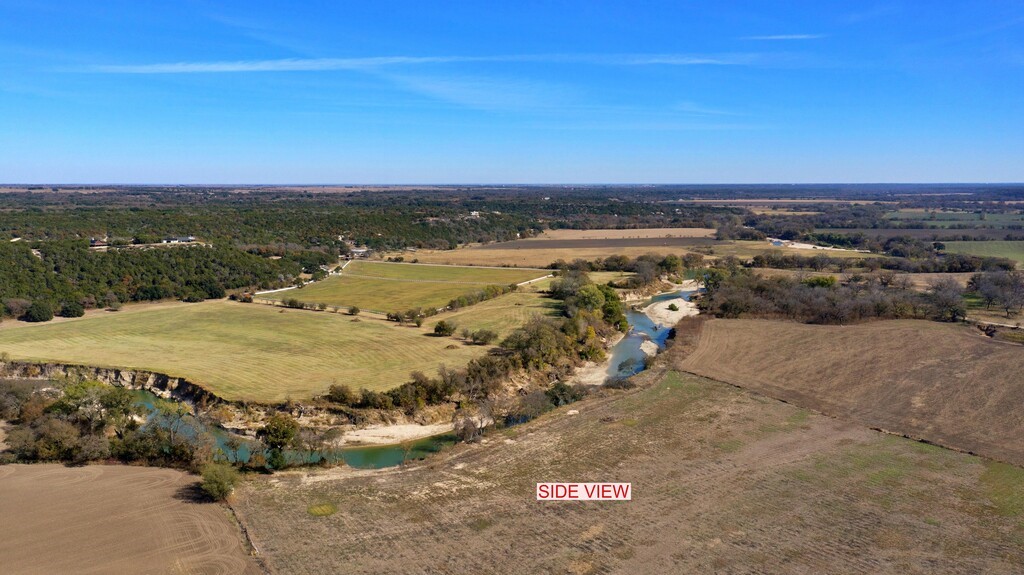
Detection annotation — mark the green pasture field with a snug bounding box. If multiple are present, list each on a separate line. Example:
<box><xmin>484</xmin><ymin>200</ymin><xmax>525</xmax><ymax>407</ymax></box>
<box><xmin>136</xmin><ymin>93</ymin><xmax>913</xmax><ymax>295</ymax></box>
<box><xmin>343</xmin><ymin>261</ymin><xmax>547</xmax><ymax>283</ymax></box>
<box><xmin>430</xmin><ymin>291</ymin><xmax>561</xmax><ymax>338</ymax></box>
<box><xmin>0</xmin><ymin>300</ymin><xmax>494</xmax><ymax>402</ymax></box>
<box><xmin>264</xmin><ymin>261</ymin><xmax>549</xmax><ymax>312</ymax></box>
<box><xmin>943</xmin><ymin>241</ymin><xmax>1024</xmax><ymax>265</ymax></box>
<box><xmin>885</xmin><ymin>209</ymin><xmax>1024</xmax><ymax>228</ymax></box>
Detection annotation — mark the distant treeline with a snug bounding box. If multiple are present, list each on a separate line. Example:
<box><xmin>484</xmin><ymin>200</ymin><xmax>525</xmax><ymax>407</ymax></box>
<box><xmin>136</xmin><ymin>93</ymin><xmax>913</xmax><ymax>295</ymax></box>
<box><xmin>0</xmin><ymin>189</ymin><xmax>743</xmax><ymax>254</ymax></box>
<box><xmin>741</xmin><ymin>203</ymin><xmax>1024</xmax><ymax>247</ymax></box>
<box><xmin>0</xmin><ymin>240</ymin><xmax>300</xmax><ymax>320</ymax></box>
<box><xmin>746</xmin><ymin>251</ymin><xmax>1015</xmax><ymax>274</ymax></box>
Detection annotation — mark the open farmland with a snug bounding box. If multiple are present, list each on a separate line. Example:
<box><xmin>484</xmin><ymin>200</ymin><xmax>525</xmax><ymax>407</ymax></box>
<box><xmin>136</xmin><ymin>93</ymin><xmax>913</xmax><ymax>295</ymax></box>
<box><xmin>816</xmin><ymin>227</ymin><xmax>1015</xmax><ymax>240</ymax></box>
<box><xmin>535</xmin><ymin>227</ymin><xmax>716</xmax><ymax>239</ymax></box>
<box><xmin>236</xmin><ymin>363</ymin><xmax>1024</xmax><ymax>574</ymax></box>
<box><xmin>264</xmin><ymin>261</ymin><xmax>548</xmax><ymax>312</ymax></box>
<box><xmin>429</xmin><ymin>290</ymin><xmax>560</xmax><ymax>338</ymax></box>
<box><xmin>477</xmin><ymin>237</ymin><xmax>719</xmax><ymax>250</ymax></box>
<box><xmin>413</xmin><ymin>244</ymin><xmax>700</xmax><ymax>267</ymax></box>
<box><xmin>943</xmin><ymin>241</ymin><xmax>1024</xmax><ymax>266</ymax></box>
<box><xmin>0</xmin><ymin>464</ymin><xmax>260</xmax><ymax>574</ymax></box>
<box><xmin>885</xmin><ymin>209</ymin><xmax>1024</xmax><ymax>228</ymax></box>
<box><xmin>411</xmin><ymin>235</ymin><xmax>872</xmax><ymax>267</ymax></box>
<box><xmin>680</xmin><ymin>318</ymin><xmax>1024</xmax><ymax>465</ymax></box>
<box><xmin>0</xmin><ymin>300</ymin><xmax>493</xmax><ymax>401</ymax></box>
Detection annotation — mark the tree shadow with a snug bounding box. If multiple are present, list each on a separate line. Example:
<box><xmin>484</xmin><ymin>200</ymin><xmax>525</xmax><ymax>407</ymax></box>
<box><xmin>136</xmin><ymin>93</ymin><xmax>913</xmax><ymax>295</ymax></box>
<box><xmin>173</xmin><ymin>482</ymin><xmax>213</xmax><ymax>504</ymax></box>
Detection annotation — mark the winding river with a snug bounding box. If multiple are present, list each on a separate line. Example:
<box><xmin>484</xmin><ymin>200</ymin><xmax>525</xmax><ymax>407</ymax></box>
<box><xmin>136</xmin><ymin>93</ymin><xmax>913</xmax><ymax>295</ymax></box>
<box><xmin>130</xmin><ymin>288</ymin><xmax>696</xmax><ymax>469</ymax></box>
<box><xmin>606</xmin><ymin>289</ymin><xmax>696</xmax><ymax>378</ymax></box>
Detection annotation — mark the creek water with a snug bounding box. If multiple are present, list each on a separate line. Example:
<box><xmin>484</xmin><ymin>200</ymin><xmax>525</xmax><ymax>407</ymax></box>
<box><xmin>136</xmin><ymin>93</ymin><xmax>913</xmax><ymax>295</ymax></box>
<box><xmin>605</xmin><ymin>289</ymin><xmax>696</xmax><ymax>379</ymax></box>
<box><xmin>131</xmin><ymin>390</ymin><xmax>455</xmax><ymax>469</ymax></box>
<box><xmin>127</xmin><ymin>290</ymin><xmax>695</xmax><ymax>468</ymax></box>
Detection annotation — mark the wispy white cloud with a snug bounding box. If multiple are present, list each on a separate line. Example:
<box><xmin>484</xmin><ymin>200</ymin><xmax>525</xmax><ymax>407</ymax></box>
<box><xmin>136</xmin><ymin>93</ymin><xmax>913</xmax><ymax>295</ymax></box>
<box><xmin>84</xmin><ymin>53</ymin><xmax>763</xmax><ymax>74</ymax></box>
<box><xmin>674</xmin><ymin>101</ymin><xmax>741</xmax><ymax>116</ymax></box>
<box><xmin>384</xmin><ymin>74</ymin><xmax>568</xmax><ymax>111</ymax></box>
<box><xmin>842</xmin><ymin>4</ymin><xmax>900</xmax><ymax>24</ymax></box>
<box><xmin>741</xmin><ymin>34</ymin><xmax>825</xmax><ymax>41</ymax></box>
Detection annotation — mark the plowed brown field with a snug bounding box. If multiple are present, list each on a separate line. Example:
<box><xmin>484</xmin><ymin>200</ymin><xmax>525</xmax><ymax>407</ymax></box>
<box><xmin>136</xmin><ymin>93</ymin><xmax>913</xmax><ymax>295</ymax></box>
<box><xmin>679</xmin><ymin>318</ymin><xmax>1024</xmax><ymax>465</ymax></box>
<box><xmin>235</xmin><ymin>352</ymin><xmax>1024</xmax><ymax>573</ymax></box>
<box><xmin>0</xmin><ymin>464</ymin><xmax>261</xmax><ymax>575</ymax></box>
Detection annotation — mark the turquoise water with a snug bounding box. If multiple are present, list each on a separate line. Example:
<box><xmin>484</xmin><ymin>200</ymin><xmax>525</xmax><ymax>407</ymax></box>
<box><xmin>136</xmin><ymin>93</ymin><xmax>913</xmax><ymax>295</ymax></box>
<box><xmin>606</xmin><ymin>289</ymin><xmax>695</xmax><ymax>379</ymax></box>
<box><xmin>127</xmin><ymin>290</ymin><xmax>696</xmax><ymax>466</ymax></box>
<box><xmin>131</xmin><ymin>390</ymin><xmax>455</xmax><ymax>469</ymax></box>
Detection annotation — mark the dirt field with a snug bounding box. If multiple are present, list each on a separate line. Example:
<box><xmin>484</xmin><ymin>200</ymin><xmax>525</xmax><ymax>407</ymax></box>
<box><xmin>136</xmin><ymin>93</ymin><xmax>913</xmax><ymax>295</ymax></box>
<box><xmin>0</xmin><ymin>464</ymin><xmax>260</xmax><ymax>575</ymax></box>
<box><xmin>680</xmin><ymin>318</ymin><xmax>1024</xmax><ymax>465</ymax></box>
<box><xmin>235</xmin><ymin>354</ymin><xmax>1024</xmax><ymax>573</ymax></box>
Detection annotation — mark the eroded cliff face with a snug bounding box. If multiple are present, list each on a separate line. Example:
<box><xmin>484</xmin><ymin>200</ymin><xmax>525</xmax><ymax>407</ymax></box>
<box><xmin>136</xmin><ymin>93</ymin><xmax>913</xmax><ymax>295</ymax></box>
<box><xmin>0</xmin><ymin>361</ymin><xmax>223</xmax><ymax>407</ymax></box>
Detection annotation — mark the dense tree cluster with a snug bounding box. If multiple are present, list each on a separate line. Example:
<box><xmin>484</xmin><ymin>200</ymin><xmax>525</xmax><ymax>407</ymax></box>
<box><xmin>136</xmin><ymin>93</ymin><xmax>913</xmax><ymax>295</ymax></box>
<box><xmin>0</xmin><ymin>241</ymin><xmax>299</xmax><ymax>320</ymax></box>
<box><xmin>747</xmin><ymin>250</ymin><xmax>1014</xmax><ymax>274</ymax></box>
<box><xmin>550</xmin><ymin>253</ymin><xmax>704</xmax><ymax>289</ymax></box>
<box><xmin>0</xmin><ymin>379</ymin><xmax>213</xmax><ymax>468</ymax></box>
<box><xmin>0</xmin><ymin>377</ymin><xmax>314</xmax><ymax>478</ymax></box>
<box><xmin>698</xmin><ymin>268</ymin><xmax>966</xmax><ymax>324</ymax></box>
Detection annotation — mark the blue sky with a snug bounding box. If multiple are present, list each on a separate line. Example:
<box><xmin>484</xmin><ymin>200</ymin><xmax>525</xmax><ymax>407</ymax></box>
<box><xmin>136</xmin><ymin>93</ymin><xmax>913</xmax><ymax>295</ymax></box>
<box><xmin>1</xmin><ymin>1</ymin><xmax>1022</xmax><ymax>184</ymax></box>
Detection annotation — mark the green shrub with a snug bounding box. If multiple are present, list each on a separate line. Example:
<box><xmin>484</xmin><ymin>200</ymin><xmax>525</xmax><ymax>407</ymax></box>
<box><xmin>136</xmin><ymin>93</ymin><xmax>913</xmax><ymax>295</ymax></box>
<box><xmin>326</xmin><ymin>383</ymin><xmax>359</xmax><ymax>405</ymax></box>
<box><xmin>470</xmin><ymin>329</ymin><xmax>498</xmax><ymax>345</ymax></box>
<box><xmin>58</xmin><ymin>301</ymin><xmax>85</xmax><ymax>318</ymax></box>
<box><xmin>22</xmin><ymin>301</ymin><xmax>53</xmax><ymax>322</ymax></box>
<box><xmin>201</xmin><ymin>462</ymin><xmax>240</xmax><ymax>500</ymax></box>
<box><xmin>433</xmin><ymin>320</ymin><xmax>457</xmax><ymax>336</ymax></box>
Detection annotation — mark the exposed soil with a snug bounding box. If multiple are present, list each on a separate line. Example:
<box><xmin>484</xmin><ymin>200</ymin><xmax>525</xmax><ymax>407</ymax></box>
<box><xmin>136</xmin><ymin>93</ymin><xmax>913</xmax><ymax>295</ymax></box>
<box><xmin>0</xmin><ymin>464</ymin><xmax>261</xmax><ymax>575</ymax></box>
<box><xmin>679</xmin><ymin>318</ymin><xmax>1024</xmax><ymax>465</ymax></box>
<box><xmin>234</xmin><ymin>340</ymin><xmax>1024</xmax><ymax>574</ymax></box>
<box><xmin>336</xmin><ymin>423</ymin><xmax>454</xmax><ymax>446</ymax></box>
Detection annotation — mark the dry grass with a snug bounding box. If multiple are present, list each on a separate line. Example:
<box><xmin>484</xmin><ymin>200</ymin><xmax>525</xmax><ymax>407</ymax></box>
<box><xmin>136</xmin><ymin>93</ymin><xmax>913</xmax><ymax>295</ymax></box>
<box><xmin>263</xmin><ymin>261</ymin><xmax>548</xmax><ymax>312</ymax></box>
<box><xmin>236</xmin><ymin>363</ymin><xmax>1024</xmax><ymax>574</ymax></box>
<box><xmin>0</xmin><ymin>299</ymin><xmax>492</xmax><ymax>401</ymax></box>
<box><xmin>679</xmin><ymin>318</ymin><xmax>1024</xmax><ymax>465</ymax></box>
<box><xmin>411</xmin><ymin>245</ymin><xmax>695</xmax><ymax>267</ymax></box>
<box><xmin>0</xmin><ymin>464</ymin><xmax>260</xmax><ymax>574</ymax></box>
<box><xmin>429</xmin><ymin>290</ymin><xmax>561</xmax><ymax>338</ymax></box>
<box><xmin>536</xmin><ymin>228</ymin><xmax>716</xmax><ymax>240</ymax></box>
<box><xmin>944</xmin><ymin>241</ymin><xmax>1024</xmax><ymax>265</ymax></box>
<box><xmin>410</xmin><ymin>239</ymin><xmax>874</xmax><ymax>268</ymax></box>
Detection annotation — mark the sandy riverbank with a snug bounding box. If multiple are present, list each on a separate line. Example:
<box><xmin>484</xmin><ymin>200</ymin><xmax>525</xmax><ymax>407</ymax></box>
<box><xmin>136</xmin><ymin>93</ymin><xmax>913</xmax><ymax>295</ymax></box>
<box><xmin>567</xmin><ymin>332</ymin><xmax>625</xmax><ymax>386</ymax></box>
<box><xmin>640</xmin><ymin>340</ymin><xmax>660</xmax><ymax>357</ymax></box>
<box><xmin>640</xmin><ymin>280</ymin><xmax>701</xmax><ymax>326</ymax></box>
<box><xmin>335</xmin><ymin>422</ymin><xmax>453</xmax><ymax>446</ymax></box>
